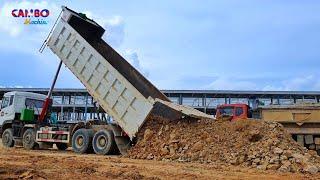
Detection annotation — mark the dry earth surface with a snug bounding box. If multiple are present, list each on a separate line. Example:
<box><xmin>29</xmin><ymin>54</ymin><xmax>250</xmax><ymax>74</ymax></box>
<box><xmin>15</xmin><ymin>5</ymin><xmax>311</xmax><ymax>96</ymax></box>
<box><xmin>0</xmin><ymin>141</ymin><xmax>318</xmax><ymax>180</ymax></box>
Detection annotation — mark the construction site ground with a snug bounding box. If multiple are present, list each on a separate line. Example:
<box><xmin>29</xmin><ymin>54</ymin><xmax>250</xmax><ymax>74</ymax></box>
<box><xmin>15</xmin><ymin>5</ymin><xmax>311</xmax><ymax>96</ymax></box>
<box><xmin>0</xmin><ymin>141</ymin><xmax>316</xmax><ymax>180</ymax></box>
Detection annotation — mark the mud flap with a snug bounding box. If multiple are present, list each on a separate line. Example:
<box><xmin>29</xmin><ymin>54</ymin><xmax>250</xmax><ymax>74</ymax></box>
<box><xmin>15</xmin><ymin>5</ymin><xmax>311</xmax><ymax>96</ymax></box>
<box><xmin>114</xmin><ymin>136</ymin><xmax>131</xmax><ymax>155</ymax></box>
<box><xmin>108</xmin><ymin>124</ymin><xmax>132</xmax><ymax>155</ymax></box>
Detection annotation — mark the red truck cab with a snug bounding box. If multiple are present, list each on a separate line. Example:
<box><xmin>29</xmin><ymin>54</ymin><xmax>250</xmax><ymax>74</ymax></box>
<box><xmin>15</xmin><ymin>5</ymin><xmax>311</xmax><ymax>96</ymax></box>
<box><xmin>216</xmin><ymin>104</ymin><xmax>251</xmax><ymax>121</ymax></box>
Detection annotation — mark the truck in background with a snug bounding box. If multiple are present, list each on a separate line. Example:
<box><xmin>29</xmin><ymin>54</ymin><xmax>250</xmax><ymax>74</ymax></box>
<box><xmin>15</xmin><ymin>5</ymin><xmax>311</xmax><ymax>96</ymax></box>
<box><xmin>216</xmin><ymin>103</ymin><xmax>320</xmax><ymax>154</ymax></box>
<box><xmin>0</xmin><ymin>91</ymin><xmax>47</xmax><ymax>148</ymax></box>
<box><xmin>216</xmin><ymin>104</ymin><xmax>251</xmax><ymax>121</ymax></box>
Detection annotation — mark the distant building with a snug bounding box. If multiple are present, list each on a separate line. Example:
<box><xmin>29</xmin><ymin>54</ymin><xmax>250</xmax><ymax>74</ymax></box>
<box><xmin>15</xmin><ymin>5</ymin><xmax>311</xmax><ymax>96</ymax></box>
<box><xmin>1</xmin><ymin>88</ymin><xmax>320</xmax><ymax>121</ymax></box>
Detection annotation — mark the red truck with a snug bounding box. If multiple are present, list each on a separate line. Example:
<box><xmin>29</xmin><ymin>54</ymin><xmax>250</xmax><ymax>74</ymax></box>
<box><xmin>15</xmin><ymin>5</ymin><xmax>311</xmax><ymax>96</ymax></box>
<box><xmin>216</xmin><ymin>104</ymin><xmax>251</xmax><ymax>121</ymax></box>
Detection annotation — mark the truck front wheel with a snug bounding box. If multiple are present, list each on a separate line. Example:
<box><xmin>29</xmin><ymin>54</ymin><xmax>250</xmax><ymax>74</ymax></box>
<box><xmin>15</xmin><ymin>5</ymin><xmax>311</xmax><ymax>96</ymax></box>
<box><xmin>2</xmin><ymin>128</ymin><xmax>14</xmax><ymax>148</ymax></box>
<box><xmin>92</xmin><ymin>130</ymin><xmax>116</xmax><ymax>155</ymax></box>
<box><xmin>23</xmin><ymin>129</ymin><xmax>37</xmax><ymax>150</ymax></box>
<box><xmin>72</xmin><ymin>129</ymin><xmax>93</xmax><ymax>154</ymax></box>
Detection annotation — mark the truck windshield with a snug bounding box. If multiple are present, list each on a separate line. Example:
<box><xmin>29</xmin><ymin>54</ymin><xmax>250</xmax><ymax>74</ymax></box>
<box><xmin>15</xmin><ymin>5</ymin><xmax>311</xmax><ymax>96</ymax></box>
<box><xmin>25</xmin><ymin>98</ymin><xmax>44</xmax><ymax>109</ymax></box>
<box><xmin>218</xmin><ymin>107</ymin><xmax>234</xmax><ymax>116</ymax></box>
<box><xmin>1</xmin><ymin>97</ymin><xmax>10</xmax><ymax>109</ymax></box>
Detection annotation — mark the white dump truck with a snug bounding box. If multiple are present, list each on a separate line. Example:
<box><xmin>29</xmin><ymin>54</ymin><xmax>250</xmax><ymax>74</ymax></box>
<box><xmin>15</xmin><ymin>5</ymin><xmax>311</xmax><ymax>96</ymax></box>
<box><xmin>0</xmin><ymin>6</ymin><xmax>212</xmax><ymax>155</ymax></box>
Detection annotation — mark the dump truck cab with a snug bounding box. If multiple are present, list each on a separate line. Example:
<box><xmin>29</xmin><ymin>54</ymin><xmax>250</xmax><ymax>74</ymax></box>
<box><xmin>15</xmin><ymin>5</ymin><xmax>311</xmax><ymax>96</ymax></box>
<box><xmin>0</xmin><ymin>91</ymin><xmax>46</xmax><ymax>135</ymax></box>
<box><xmin>216</xmin><ymin>104</ymin><xmax>251</xmax><ymax>121</ymax></box>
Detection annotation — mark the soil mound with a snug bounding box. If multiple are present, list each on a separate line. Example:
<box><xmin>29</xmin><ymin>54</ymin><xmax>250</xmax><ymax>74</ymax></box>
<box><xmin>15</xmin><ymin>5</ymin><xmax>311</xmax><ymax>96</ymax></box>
<box><xmin>128</xmin><ymin>116</ymin><xmax>320</xmax><ymax>174</ymax></box>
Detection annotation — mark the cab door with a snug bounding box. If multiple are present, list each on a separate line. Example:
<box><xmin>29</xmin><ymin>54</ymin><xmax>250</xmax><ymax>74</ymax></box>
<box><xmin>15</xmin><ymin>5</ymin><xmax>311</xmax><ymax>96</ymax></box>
<box><xmin>0</xmin><ymin>95</ymin><xmax>15</xmax><ymax>125</ymax></box>
<box><xmin>233</xmin><ymin>106</ymin><xmax>248</xmax><ymax>121</ymax></box>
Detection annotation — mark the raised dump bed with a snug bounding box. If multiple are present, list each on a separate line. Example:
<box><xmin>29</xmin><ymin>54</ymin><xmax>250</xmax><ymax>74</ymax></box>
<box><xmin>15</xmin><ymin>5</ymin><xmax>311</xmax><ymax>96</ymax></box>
<box><xmin>47</xmin><ymin>7</ymin><xmax>212</xmax><ymax>140</ymax></box>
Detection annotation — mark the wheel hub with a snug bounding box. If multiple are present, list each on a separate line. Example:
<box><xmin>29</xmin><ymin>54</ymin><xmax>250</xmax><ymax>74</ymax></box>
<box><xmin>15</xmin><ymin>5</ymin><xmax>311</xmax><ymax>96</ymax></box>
<box><xmin>77</xmin><ymin>136</ymin><xmax>84</xmax><ymax>146</ymax></box>
<box><xmin>97</xmin><ymin>135</ymin><xmax>107</xmax><ymax>149</ymax></box>
<box><xmin>99</xmin><ymin>137</ymin><xmax>106</xmax><ymax>146</ymax></box>
<box><xmin>25</xmin><ymin>134</ymin><xmax>31</xmax><ymax>143</ymax></box>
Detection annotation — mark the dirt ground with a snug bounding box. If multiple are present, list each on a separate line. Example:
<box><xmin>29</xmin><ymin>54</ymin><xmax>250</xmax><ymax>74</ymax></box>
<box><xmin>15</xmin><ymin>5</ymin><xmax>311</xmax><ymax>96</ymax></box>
<box><xmin>0</xmin><ymin>141</ymin><xmax>317</xmax><ymax>180</ymax></box>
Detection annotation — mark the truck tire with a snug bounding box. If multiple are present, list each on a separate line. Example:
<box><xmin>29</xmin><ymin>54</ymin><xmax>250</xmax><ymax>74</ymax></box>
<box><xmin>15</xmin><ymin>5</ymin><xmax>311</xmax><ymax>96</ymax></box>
<box><xmin>23</xmin><ymin>129</ymin><xmax>37</xmax><ymax>150</ymax></box>
<box><xmin>92</xmin><ymin>130</ymin><xmax>116</xmax><ymax>155</ymax></box>
<box><xmin>56</xmin><ymin>143</ymin><xmax>68</xmax><ymax>151</ymax></box>
<box><xmin>72</xmin><ymin>129</ymin><xmax>93</xmax><ymax>154</ymax></box>
<box><xmin>2</xmin><ymin>128</ymin><xmax>14</xmax><ymax>148</ymax></box>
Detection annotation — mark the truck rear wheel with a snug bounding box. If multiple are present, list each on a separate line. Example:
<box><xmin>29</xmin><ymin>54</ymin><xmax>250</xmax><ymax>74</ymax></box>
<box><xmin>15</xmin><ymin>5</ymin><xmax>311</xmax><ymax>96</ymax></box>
<box><xmin>56</xmin><ymin>143</ymin><xmax>68</xmax><ymax>151</ymax></box>
<box><xmin>23</xmin><ymin>129</ymin><xmax>37</xmax><ymax>150</ymax></box>
<box><xmin>92</xmin><ymin>130</ymin><xmax>116</xmax><ymax>155</ymax></box>
<box><xmin>2</xmin><ymin>128</ymin><xmax>14</xmax><ymax>148</ymax></box>
<box><xmin>72</xmin><ymin>129</ymin><xmax>93</xmax><ymax>154</ymax></box>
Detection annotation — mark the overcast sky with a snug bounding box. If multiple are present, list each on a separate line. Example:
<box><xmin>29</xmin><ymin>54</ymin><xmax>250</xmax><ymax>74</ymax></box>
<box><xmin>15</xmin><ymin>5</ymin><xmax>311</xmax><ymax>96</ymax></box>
<box><xmin>0</xmin><ymin>0</ymin><xmax>320</xmax><ymax>91</ymax></box>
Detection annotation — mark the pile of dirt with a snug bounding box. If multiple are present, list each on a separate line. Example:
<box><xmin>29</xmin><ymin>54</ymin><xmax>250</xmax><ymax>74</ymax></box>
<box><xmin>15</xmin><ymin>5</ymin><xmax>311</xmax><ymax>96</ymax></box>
<box><xmin>127</xmin><ymin>116</ymin><xmax>320</xmax><ymax>174</ymax></box>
